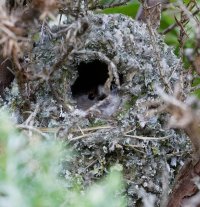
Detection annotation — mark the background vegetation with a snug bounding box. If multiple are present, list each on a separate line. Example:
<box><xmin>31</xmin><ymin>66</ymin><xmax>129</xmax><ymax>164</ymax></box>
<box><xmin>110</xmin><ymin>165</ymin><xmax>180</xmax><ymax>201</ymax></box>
<box><xmin>1</xmin><ymin>0</ymin><xmax>200</xmax><ymax>206</ymax></box>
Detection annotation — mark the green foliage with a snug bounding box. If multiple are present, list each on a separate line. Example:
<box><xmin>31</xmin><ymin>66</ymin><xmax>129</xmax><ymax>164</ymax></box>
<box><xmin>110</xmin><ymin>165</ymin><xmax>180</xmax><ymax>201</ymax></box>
<box><xmin>160</xmin><ymin>2</ymin><xmax>197</xmax><ymax>55</ymax></box>
<box><xmin>192</xmin><ymin>78</ymin><xmax>200</xmax><ymax>99</ymax></box>
<box><xmin>160</xmin><ymin>11</ymin><xmax>179</xmax><ymax>47</ymax></box>
<box><xmin>100</xmin><ymin>0</ymin><xmax>112</xmax><ymax>4</ymax></box>
<box><xmin>183</xmin><ymin>0</ymin><xmax>191</xmax><ymax>4</ymax></box>
<box><xmin>0</xmin><ymin>111</ymin><xmax>66</xmax><ymax>207</ymax></box>
<box><xmin>0</xmin><ymin>111</ymin><xmax>125</xmax><ymax>207</ymax></box>
<box><xmin>193</xmin><ymin>89</ymin><xmax>200</xmax><ymax>99</ymax></box>
<box><xmin>192</xmin><ymin>77</ymin><xmax>200</xmax><ymax>87</ymax></box>
<box><xmin>70</xmin><ymin>171</ymin><xmax>125</xmax><ymax>207</ymax></box>
<box><xmin>101</xmin><ymin>1</ymin><xmax>140</xmax><ymax>18</ymax></box>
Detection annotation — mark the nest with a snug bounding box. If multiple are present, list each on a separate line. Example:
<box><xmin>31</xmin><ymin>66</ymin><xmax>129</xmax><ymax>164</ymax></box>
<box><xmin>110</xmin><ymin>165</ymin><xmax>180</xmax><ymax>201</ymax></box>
<box><xmin>3</xmin><ymin>13</ymin><xmax>189</xmax><ymax>206</ymax></box>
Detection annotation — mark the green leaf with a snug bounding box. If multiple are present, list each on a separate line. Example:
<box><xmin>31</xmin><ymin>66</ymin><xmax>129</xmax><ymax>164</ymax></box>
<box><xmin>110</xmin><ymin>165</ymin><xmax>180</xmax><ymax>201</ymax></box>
<box><xmin>192</xmin><ymin>77</ymin><xmax>200</xmax><ymax>87</ymax></box>
<box><xmin>0</xmin><ymin>111</ymin><xmax>125</xmax><ymax>207</ymax></box>
<box><xmin>101</xmin><ymin>1</ymin><xmax>140</xmax><ymax>18</ymax></box>
<box><xmin>193</xmin><ymin>88</ymin><xmax>200</xmax><ymax>99</ymax></box>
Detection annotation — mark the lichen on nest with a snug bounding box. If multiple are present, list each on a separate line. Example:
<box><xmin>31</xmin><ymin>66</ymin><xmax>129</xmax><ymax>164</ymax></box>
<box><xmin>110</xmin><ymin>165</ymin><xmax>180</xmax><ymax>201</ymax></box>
<box><xmin>2</xmin><ymin>12</ymin><xmax>189</xmax><ymax>206</ymax></box>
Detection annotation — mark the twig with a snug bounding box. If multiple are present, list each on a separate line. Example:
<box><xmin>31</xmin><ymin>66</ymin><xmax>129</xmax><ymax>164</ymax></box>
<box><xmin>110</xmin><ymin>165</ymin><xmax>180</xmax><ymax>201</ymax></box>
<box><xmin>124</xmin><ymin>144</ymin><xmax>145</xmax><ymax>154</ymax></box>
<box><xmin>156</xmin><ymin>85</ymin><xmax>200</xmax><ymax>160</ymax></box>
<box><xmin>166</xmin><ymin>150</ymin><xmax>191</xmax><ymax>158</ymax></box>
<box><xmin>89</xmin><ymin>0</ymin><xmax>131</xmax><ymax>10</ymax></box>
<box><xmin>146</xmin><ymin>22</ymin><xmax>173</xmax><ymax>93</ymax></box>
<box><xmin>23</xmin><ymin>103</ymin><xmax>40</xmax><ymax>126</ymax></box>
<box><xmin>49</xmin><ymin>81</ymin><xmax>73</xmax><ymax>112</ymax></box>
<box><xmin>84</xmin><ymin>159</ymin><xmax>98</xmax><ymax>170</ymax></box>
<box><xmin>36</xmin><ymin>125</ymin><xmax>113</xmax><ymax>133</ymax></box>
<box><xmin>77</xmin><ymin>124</ymin><xmax>84</xmax><ymax>135</ymax></box>
<box><xmin>124</xmin><ymin>134</ymin><xmax>173</xmax><ymax>140</ymax></box>
<box><xmin>69</xmin><ymin>132</ymin><xmax>97</xmax><ymax>141</ymax></box>
<box><xmin>17</xmin><ymin>125</ymin><xmax>49</xmax><ymax>139</ymax></box>
<box><xmin>161</xmin><ymin>7</ymin><xmax>200</xmax><ymax>35</ymax></box>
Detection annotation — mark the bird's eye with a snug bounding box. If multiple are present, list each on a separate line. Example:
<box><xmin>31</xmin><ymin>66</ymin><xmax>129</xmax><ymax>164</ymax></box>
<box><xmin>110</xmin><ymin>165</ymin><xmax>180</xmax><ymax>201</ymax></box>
<box><xmin>88</xmin><ymin>92</ymin><xmax>95</xmax><ymax>100</ymax></box>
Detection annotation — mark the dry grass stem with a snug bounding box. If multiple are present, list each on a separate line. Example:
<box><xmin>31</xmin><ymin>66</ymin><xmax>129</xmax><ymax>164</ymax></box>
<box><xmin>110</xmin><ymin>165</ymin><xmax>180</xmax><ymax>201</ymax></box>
<box><xmin>157</xmin><ymin>86</ymin><xmax>200</xmax><ymax>160</ymax></box>
<box><xmin>69</xmin><ymin>132</ymin><xmax>97</xmax><ymax>141</ymax></box>
<box><xmin>17</xmin><ymin>124</ymin><xmax>49</xmax><ymax>139</ymax></box>
<box><xmin>125</xmin><ymin>144</ymin><xmax>145</xmax><ymax>154</ymax></box>
<box><xmin>124</xmin><ymin>134</ymin><xmax>173</xmax><ymax>140</ymax></box>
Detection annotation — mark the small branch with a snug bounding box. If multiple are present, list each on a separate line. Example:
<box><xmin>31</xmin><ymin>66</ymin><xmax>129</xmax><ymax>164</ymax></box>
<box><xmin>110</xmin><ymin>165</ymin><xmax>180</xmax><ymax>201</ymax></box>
<box><xmin>23</xmin><ymin>103</ymin><xmax>40</xmax><ymax>126</ymax></box>
<box><xmin>161</xmin><ymin>6</ymin><xmax>200</xmax><ymax>35</ymax></box>
<box><xmin>156</xmin><ymin>86</ymin><xmax>200</xmax><ymax>160</ymax></box>
<box><xmin>17</xmin><ymin>125</ymin><xmax>49</xmax><ymax>139</ymax></box>
<box><xmin>136</xmin><ymin>0</ymin><xmax>162</xmax><ymax>30</ymax></box>
<box><xmin>88</xmin><ymin>0</ymin><xmax>131</xmax><ymax>10</ymax></box>
<box><xmin>124</xmin><ymin>134</ymin><xmax>173</xmax><ymax>140</ymax></box>
<box><xmin>68</xmin><ymin>132</ymin><xmax>97</xmax><ymax>141</ymax></box>
<box><xmin>124</xmin><ymin>144</ymin><xmax>145</xmax><ymax>154</ymax></box>
<box><xmin>146</xmin><ymin>24</ymin><xmax>173</xmax><ymax>93</ymax></box>
<box><xmin>30</xmin><ymin>125</ymin><xmax>113</xmax><ymax>133</ymax></box>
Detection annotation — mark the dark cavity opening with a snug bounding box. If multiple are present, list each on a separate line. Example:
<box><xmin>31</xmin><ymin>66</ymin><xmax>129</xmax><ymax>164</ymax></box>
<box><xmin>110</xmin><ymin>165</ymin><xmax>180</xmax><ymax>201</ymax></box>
<box><xmin>71</xmin><ymin>60</ymin><xmax>123</xmax><ymax>110</ymax></box>
<box><xmin>71</xmin><ymin>60</ymin><xmax>109</xmax><ymax>98</ymax></box>
<box><xmin>71</xmin><ymin>60</ymin><xmax>109</xmax><ymax>110</ymax></box>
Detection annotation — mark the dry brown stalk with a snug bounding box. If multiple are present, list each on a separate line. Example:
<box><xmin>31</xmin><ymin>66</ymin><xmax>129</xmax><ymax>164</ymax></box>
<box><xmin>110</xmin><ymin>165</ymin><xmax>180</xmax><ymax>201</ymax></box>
<box><xmin>156</xmin><ymin>86</ymin><xmax>200</xmax><ymax>206</ymax></box>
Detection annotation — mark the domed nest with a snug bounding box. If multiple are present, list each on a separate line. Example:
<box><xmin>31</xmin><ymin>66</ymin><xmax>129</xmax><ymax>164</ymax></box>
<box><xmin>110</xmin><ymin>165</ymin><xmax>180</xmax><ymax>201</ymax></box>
<box><xmin>2</xmin><ymin>13</ymin><xmax>189</xmax><ymax>206</ymax></box>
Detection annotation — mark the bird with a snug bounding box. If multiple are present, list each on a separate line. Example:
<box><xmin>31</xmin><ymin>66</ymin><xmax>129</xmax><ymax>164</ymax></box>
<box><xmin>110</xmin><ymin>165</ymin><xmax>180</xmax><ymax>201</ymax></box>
<box><xmin>74</xmin><ymin>84</ymin><xmax>121</xmax><ymax>117</ymax></box>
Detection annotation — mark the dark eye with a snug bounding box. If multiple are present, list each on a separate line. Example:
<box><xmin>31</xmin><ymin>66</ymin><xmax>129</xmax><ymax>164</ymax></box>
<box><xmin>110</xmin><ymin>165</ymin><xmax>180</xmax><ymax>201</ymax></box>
<box><xmin>88</xmin><ymin>91</ymin><xmax>95</xmax><ymax>100</ymax></box>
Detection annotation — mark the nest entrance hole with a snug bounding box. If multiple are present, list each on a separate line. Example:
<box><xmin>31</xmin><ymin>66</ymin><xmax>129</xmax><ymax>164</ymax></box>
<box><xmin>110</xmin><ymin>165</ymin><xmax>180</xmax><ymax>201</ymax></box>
<box><xmin>71</xmin><ymin>60</ymin><xmax>110</xmax><ymax>109</ymax></box>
